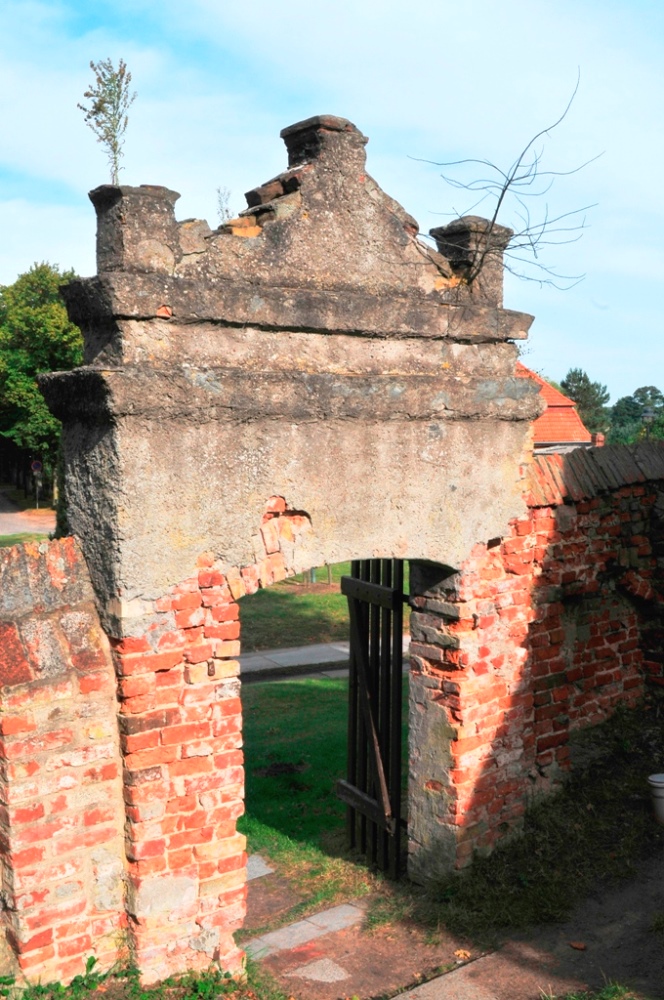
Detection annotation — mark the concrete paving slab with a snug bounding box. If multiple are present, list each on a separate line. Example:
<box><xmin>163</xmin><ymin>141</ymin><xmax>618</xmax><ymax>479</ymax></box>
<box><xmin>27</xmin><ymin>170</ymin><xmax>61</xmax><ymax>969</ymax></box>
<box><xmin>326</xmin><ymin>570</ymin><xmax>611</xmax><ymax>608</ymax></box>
<box><xmin>239</xmin><ymin>653</ymin><xmax>283</xmax><ymax>673</ymax></box>
<box><xmin>286</xmin><ymin>958</ymin><xmax>350</xmax><ymax>983</ymax></box>
<box><xmin>245</xmin><ymin>920</ymin><xmax>321</xmax><ymax>959</ymax></box>
<box><xmin>260</xmin><ymin>642</ymin><xmax>350</xmax><ymax>667</ymax></box>
<box><xmin>305</xmin><ymin>903</ymin><xmax>364</xmax><ymax>932</ymax></box>
<box><xmin>393</xmin><ymin>960</ymin><xmax>496</xmax><ymax>1000</ymax></box>
<box><xmin>246</xmin><ymin>854</ymin><xmax>274</xmax><ymax>881</ymax></box>
<box><xmin>244</xmin><ymin>902</ymin><xmax>364</xmax><ymax>959</ymax></box>
<box><xmin>391</xmin><ymin>943</ymin><xmax>590</xmax><ymax>1000</ymax></box>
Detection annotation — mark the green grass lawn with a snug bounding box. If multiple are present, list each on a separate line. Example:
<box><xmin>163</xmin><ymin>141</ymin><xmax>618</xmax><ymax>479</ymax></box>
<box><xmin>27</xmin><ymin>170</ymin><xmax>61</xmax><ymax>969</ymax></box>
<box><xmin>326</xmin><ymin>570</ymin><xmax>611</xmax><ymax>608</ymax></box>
<box><xmin>239</xmin><ymin>560</ymin><xmax>410</xmax><ymax>651</ymax></box>
<box><xmin>238</xmin><ymin>676</ymin><xmax>383</xmax><ymax>919</ymax></box>
<box><xmin>0</xmin><ymin>531</ymin><xmax>50</xmax><ymax>548</ymax></box>
<box><xmin>241</xmin><ymin>677</ymin><xmax>349</xmax><ymax>844</ymax></box>
<box><xmin>239</xmin><ymin>574</ymin><xmax>350</xmax><ymax>651</ymax></box>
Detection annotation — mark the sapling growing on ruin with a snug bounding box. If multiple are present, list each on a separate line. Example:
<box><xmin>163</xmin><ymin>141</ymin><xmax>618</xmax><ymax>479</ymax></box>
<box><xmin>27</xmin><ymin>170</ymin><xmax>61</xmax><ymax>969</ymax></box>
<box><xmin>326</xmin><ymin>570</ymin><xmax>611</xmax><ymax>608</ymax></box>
<box><xmin>78</xmin><ymin>58</ymin><xmax>136</xmax><ymax>185</ymax></box>
<box><xmin>216</xmin><ymin>186</ymin><xmax>233</xmax><ymax>224</ymax></box>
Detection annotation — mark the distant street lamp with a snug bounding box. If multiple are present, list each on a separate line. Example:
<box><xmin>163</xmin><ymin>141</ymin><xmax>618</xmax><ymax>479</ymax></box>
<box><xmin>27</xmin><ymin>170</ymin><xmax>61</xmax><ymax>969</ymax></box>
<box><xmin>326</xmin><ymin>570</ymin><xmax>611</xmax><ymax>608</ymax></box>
<box><xmin>643</xmin><ymin>407</ymin><xmax>656</xmax><ymax>438</ymax></box>
<box><xmin>31</xmin><ymin>459</ymin><xmax>43</xmax><ymax>508</ymax></box>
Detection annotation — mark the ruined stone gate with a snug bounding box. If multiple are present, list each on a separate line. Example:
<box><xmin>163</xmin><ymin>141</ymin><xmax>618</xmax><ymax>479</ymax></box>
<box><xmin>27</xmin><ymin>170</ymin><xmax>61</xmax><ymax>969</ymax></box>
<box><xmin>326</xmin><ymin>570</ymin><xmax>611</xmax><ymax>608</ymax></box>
<box><xmin>2</xmin><ymin>115</ymin><xmax>664</xmax><ymax>985</ymax></box>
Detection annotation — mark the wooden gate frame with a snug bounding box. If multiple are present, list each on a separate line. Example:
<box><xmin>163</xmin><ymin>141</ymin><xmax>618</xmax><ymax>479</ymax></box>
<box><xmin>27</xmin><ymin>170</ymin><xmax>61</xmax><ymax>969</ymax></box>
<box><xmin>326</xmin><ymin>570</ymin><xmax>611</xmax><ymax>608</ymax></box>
<box><xmin>338</xmin><ymin>559</ymin><xmax>405</xmax><ymax>877</ymax></box>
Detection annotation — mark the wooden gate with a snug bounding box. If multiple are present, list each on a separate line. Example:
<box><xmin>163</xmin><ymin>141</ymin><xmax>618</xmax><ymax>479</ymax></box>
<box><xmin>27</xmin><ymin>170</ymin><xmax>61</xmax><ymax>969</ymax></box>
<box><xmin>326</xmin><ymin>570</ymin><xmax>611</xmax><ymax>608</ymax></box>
<box><xmin>337</xmin><ymin>559</ymin><xmax>405</xmax><ymax>877</ymax></box>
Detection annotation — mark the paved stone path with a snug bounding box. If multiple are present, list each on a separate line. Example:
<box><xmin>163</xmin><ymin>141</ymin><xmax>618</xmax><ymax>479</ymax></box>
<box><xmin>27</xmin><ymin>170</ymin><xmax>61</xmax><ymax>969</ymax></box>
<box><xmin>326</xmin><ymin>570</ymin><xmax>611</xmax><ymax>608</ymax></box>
<box><xmin>245</xmin><ymin>902</ymin><xmax>364</xmax><ymax>960</ymax></box>
<box><xmin>239</xmin><ymin>636</ymin><xmax>410</xmax><ymax>681</ymax></box>
<box><xmin>0</xmin><ymin>489</ymin><xmax>55</xmax><ymax>537</ymax></box>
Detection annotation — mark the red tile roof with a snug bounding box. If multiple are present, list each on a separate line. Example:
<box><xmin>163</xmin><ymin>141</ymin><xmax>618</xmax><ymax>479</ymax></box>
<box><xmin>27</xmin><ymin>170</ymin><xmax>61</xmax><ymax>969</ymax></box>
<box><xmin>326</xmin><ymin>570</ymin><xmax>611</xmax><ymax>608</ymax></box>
<box><xmin>524</xmin><ymin>442</ymin><xmax>664</xmax><ymax>506</ymax></box>
<box><xmin>515</xmin><ymin>362</ymin><xmax>592</xmax><ymax>446</ymax></box>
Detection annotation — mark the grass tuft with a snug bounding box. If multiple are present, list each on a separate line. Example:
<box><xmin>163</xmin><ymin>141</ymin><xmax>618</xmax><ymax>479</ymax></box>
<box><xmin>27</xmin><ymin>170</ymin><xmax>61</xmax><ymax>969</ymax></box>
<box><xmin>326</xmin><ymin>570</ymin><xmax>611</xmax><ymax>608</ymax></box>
<box><xmin>0</xmin><ymin>532</ymin><xmax>50</xmax><ymax>548</ymax></box>
<box><xmin>7</xmin><ymin>960</ymin><xmax>291</xmax><ymax>1000</ymax></box>
<box><xmin>544</xmin><ymin>987</ymin><xmax>645</xmax><ymax>1000</ymax></box>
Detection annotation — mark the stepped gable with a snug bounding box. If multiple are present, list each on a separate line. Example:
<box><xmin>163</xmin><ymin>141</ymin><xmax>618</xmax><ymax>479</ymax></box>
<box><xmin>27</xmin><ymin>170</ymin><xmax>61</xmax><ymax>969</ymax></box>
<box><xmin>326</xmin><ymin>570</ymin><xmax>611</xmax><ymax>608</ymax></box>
<box><xmin>59</xmin><ymin>115</ymin><xmax>533</xmax><ymax>364</ymax></box>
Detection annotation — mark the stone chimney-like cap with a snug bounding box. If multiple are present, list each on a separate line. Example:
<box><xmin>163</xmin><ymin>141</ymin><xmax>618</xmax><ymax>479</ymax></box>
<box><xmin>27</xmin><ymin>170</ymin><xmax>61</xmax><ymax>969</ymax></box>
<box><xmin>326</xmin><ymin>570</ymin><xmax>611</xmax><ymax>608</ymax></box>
<box><xmin>279</xmin><ymin>115</ymin><xmax>368</xmax><ymax>168</ymax></box>
<box><xmin>279</xmin><ymin>115</ymin><xmax>365</xmax><ymax>139</ymax></box>
<box><xmin>430</xmin><ymin>215</ymin><xmax>513</xmax><ymax>244</ymax></box>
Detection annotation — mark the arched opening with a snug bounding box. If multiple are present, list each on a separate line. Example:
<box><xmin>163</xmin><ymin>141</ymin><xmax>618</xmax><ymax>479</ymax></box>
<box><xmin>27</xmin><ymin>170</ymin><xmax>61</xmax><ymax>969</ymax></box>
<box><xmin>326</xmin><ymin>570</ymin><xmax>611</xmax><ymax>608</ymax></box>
<box><xmin>236</xmin><ymin>557</ymin><xmax>412</xmax><ymax>933</ymax></box>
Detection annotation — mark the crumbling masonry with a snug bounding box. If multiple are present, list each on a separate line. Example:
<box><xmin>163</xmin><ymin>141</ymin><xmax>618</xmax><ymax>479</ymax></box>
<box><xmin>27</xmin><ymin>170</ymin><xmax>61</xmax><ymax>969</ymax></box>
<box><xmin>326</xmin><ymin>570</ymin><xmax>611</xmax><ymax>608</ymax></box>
<box><xmin>1</xmin><ymin>115</ymin><xmax>663</xmax><ymax>985</ymax></box>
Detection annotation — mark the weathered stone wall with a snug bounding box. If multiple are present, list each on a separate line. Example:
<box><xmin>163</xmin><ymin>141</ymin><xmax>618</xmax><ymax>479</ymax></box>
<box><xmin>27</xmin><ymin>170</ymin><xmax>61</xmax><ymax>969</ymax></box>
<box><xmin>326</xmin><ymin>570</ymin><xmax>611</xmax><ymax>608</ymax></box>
<box><xmin>40</xmin><ymin>115</ymin><xmax>540</xmax><ymax>621</ymax></box>
<box><xmin>35</xmin><ymin>116</ymin><xmax>543</xmax><ymax>982</ymax></box>
<box><xmin>0</xmin><ymin>539</ymin><xmax>125</xmax><ymax>982</ymax></box>
<box><xmin>407</xmin><ymin>443</ymin><xmax>664</xmax><ymax>881</ymax></box>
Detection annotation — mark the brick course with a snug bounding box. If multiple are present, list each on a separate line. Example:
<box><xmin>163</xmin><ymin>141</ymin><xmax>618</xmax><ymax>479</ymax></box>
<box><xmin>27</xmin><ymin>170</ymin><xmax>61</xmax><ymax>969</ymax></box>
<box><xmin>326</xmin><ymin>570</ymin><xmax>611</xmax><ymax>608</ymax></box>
<box><xmin>0</xmin><ymin>539</ymin><xmax>125</xmax><ymax>982</ymax></box>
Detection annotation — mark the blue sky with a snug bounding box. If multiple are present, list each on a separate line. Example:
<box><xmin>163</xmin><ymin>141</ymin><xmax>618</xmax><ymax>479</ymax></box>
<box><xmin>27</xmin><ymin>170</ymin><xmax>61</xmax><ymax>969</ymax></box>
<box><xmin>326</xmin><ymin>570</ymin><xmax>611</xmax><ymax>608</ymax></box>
<box><xmin>1</xmin><ymin>0</ymin><xmax>662</xmax><ymax>402</ymax></box>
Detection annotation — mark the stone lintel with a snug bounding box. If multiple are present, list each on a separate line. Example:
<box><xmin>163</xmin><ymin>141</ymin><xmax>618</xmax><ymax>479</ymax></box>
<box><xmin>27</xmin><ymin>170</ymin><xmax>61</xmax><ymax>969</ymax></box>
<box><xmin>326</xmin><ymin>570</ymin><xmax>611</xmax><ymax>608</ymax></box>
<box><xmin>40</xmin><ymin>367</ymin><xmax>542</xmax><ymax>425</ymax></box>
<box><xmin>61</xmin><ymin>274</ymin><xmax>533</xmax><ymax>363</ymax></box>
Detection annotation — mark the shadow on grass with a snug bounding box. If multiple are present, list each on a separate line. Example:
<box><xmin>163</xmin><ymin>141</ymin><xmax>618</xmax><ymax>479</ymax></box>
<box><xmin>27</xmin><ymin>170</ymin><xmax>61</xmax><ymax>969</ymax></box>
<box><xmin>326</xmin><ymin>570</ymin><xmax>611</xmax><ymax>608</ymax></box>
<box><xmin>240</xmin><ymin>677</ymin><xmax>664</xmax><ymax>946</ymax></box>
<box><xmin>368</xmin><ymin>696</ymin><xmax>664</xmax><ymax>945</ymax></box>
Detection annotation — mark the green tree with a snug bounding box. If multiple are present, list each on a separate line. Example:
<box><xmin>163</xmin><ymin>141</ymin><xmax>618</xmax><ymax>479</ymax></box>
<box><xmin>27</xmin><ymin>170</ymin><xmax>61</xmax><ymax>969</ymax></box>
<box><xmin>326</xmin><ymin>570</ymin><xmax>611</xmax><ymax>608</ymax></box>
<box><xmin>608</xmin><ymin>385</ymin><xmax>664</xmax><ymax>444</ymax></box>
<box><xmin>632</xmin><ymin>385</ymin><xmax>664</xmax><ymax>414</ymax></box>
<box><xmin>609</xmin><ymin>395</ymin><xmax>642</xmax><ymax>444</ymax></box>
<box><xmin>78</xmin><ymin>58</ymin><xmax>136</xmax><ymax>185</ymax></box>
<box><xmin>0</xmin><ymin>264</ymin><xmax>83</xmax><ymax>471</ymax></box>
<box><xmin>560</xmin><ymin>367</ymin><xmax>610</xmax><ymax>434</ymax></box>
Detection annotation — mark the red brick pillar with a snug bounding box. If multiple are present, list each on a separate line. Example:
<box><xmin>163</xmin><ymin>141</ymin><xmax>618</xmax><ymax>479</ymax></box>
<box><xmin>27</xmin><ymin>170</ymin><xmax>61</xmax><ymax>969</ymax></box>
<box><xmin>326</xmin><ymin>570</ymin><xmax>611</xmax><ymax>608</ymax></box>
<box><xmin>407</xmin><ymin>532</ymin><xmax>536</xmax><ymax>879</ymax></box>
<box><xmin>110</xmin><ymin>557</ymin><xmax>246</xmax><ymax>983</ymax></box>
<box><xmin>0</xmin><ymin>540</ymin><xmax>125</xmax><ymax>983</ymax></box>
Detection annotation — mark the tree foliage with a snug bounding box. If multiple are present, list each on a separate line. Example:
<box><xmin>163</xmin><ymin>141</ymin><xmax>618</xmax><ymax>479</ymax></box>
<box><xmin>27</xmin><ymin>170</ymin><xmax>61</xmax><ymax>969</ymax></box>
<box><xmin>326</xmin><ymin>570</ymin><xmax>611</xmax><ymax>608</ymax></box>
<box><xmin>78</xmin><ymin>58</ymin><xmax>136</xmax><ymax>185</ymax></box>
<box><xmin>608</xmin><ymin>385</ymin><xmax>664</xmax><ymax>444</ymax></box>
<box><xmin>0</xmin><ymin>264</ymin><xmax>83</xmax><ymax>468</ymax></box>
<box><xmin>559</xmin><ymin>367</ymin><xmax>610</xmax><ymax>434</ymax></box>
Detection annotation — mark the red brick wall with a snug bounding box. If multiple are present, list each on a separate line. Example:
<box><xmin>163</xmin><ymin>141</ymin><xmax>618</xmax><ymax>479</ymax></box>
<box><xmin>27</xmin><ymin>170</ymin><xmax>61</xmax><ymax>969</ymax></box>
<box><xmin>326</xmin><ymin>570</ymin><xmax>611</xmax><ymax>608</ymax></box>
<box><xmin>110</xmin><ymin>560</ymin><xmax>245</xmax><ymax>982</ymax></box>
<box><xmin>0</xmin><ymin>538</ymin><xmax>125</xmax><ymax>982</ymax></box>
<box><xmin>408</xmin><ymin>467</ymin><xmax>662</xmax><ymax>873</ymax></box>
<box><xmin>103</xmin><ymin>497</ymin><xmax>311</xmax><ymax>982</ymax></box>
<box><xmin>3</xmin><ymin>458</ymin><xmax>664</xmax><ymax>983</ymax></box>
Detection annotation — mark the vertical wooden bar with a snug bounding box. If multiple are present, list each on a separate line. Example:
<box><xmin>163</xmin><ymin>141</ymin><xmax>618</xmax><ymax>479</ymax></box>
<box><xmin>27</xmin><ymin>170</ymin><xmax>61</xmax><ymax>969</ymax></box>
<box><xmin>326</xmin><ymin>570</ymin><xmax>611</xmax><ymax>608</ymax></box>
<box><xmin>346</xmin><ymin>559</ymin><xmax>360</xmax><ymax>849</ymax></box>
<box><xmin>367</xmin><ymin>559</ymin><xmax>381</xmax><ymax>865</ymax></box>
<box><xmin>389</xmin><ymin>558</ymin><xmax>405</xmax><ymax>878</ymax></box>
<box><xmin>378</xmin><ymin>558</ymin><xmax>392</xmax><ymax>871</ymax></box>
<box><xmin>357</xmin><ymin>559</ymin><xmax>370</xmax><ymax>855</ymax></box>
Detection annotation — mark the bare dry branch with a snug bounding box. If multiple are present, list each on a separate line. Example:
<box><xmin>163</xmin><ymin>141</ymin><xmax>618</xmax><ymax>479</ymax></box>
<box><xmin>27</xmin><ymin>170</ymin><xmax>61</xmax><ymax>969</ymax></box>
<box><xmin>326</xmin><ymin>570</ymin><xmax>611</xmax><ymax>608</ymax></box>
<box><xmin>414</xmin><ymin>71</ymin><xmax>602</xmax><ymax>289</ymax></box>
